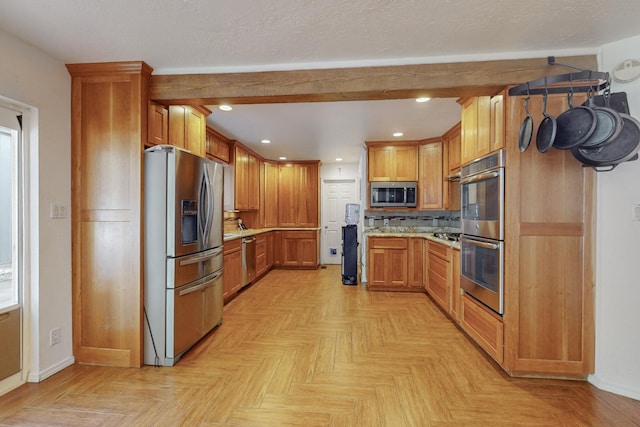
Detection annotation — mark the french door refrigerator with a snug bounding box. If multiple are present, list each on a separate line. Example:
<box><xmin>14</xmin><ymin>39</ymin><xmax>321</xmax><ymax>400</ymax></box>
<box><xmin>143</xmin><ymin>146</ymin><xmax>224</xmax><ymax>366</ymax></box>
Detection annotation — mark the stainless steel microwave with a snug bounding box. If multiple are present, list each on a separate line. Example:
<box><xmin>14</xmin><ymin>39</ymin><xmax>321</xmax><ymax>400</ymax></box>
<box><xmin>370</xmin><ymin>181</ymin><xmax>417</xmax><ymax>208</ymax></box>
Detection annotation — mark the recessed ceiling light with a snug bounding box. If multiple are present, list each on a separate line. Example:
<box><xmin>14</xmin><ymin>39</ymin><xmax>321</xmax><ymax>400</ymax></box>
<box><xmin>218</xmin><ymin>104</ymin><xmax>232</xmax><ymax>111</ymax></box>
<box><xmin>416</xmin><ymin>97</ymin><xmax>431</xmax><ymax>103</ymax></box>
<box><xmin>393</xmin><ymin>132</ymin><xmax>404</xmax><ymax>137</ymax></box>
<box><xmin>261</xmin><ymin>139</ymin><xmax>271</xmax><ymax>144</ymax></box>
<box><xmin>279</xmin><ymin>156</ymin><xmax>287</xmax><ymax>160</ymax></box>
<box><xmin>336</xmin><ymin>158</ymin><xmax>343</xmax><ymax>162</ymax></box>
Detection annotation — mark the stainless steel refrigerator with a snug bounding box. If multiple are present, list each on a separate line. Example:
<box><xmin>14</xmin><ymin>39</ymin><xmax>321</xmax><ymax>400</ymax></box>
<box><xmin>143</xmin><ymin>146</ymin><xmax>224</xmax><ymax>366</ymax></box>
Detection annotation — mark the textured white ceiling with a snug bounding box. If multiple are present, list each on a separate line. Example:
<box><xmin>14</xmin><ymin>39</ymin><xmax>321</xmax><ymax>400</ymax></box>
<box><xmin>2</xmin><ymin>0</ymin><xmax>639</xmax><ymax>162</ymax></box>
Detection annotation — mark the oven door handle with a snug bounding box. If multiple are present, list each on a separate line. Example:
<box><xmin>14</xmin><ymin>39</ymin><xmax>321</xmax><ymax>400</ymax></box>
<box><xmin>461</xmin><ymin>238</ymin><xmax>499</xmax><ymax>250</ymax></box>
<box><xmin>460</xmin><ymin>170</ymin><xmax>499</xmax><ymax>184</ymax></box>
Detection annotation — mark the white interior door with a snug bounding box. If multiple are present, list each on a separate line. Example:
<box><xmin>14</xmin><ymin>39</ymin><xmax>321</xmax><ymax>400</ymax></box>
<box><xmin>321</xmin><ymin>179</ymin><xmax>357</xmax><ymax>265</ymax></box>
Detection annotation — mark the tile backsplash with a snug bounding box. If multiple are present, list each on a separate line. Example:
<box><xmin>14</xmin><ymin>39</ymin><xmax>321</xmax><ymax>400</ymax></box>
<box><xmin>364</xmin><ymin>209</ymin><xmax>460</xmax><ymax>229</ymax></box>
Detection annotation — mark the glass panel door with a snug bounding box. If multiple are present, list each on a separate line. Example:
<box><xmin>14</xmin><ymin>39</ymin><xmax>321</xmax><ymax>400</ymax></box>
<box><xmin>0</xmin><ymin>124</ymin><xmax>18</xmax><ymax>310</ymax></box>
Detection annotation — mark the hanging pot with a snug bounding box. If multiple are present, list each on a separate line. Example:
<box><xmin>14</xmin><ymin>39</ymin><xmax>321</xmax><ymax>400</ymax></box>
<box><xmin>554</xmin><ymin>91</ymin><xmax>597</xmax><ymax>149</ymax></box>
<box><xmin>536</xmin><ymin>91</ymin><xmax>556</xmax><ymax>153</ymax></box>
<box><xmin>579</xmin><ymin>91</ymin><xmax>624</xmax><ymax>149</ymax></box>
<box><xmin>571</xmin><ymin>113</ymin><xmax>640</xmax><ymax>171</ymax></box>
<box><xmin>519</xmin><ymin>93</ymin><xmax>534</xmax><ymax>152</ymax></box>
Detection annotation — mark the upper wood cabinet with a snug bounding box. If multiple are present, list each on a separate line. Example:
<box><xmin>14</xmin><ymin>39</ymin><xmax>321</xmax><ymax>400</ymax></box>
<box><xmin>147</xmin><ymin>102</ymin><xmax>168</xmax><ymax>146</ymax></box>
<box><xmin>367</xmin><ymin>143</ymin><xmax>418</xmax><ymax>182</ymax></box>
<box><xmin>460</xmin><ymin>93</ymin><xmax>504</xmax><ymax>165</ymax></box>
<box><xmin>168</xmin><ymin>105</ymin><xmax>208</xmax><ymax>157</ymax></box>
<box><xmin>206</xmin><ymin>127</ymin><xmax>230</xmax><ymax>163</ymax></box>
<box><xmin>445</xmin><ymin>122</ymin><xmax>462</xmax><ymax>173</ymax></box>
<box><xmin>278</xmin><ymin>162</ymin><xmax>319</xmax><ymax>227</ymax></box>
<box><xmin>490</xmin><ymin>93</ymin><xmax>505</xmax><ymax>153</ymax></box>
<box><xmin>418</xmin><ymin>140</ymin><xmax>443</xmax><ymax>210</ymax></box>
<box><xmin>234</xmin><ymin>145</ymin><xmax>259</xmax><ymax>211</ymax></box>
<box><xmin>261</xmin><ymin>161</ymin><xmax>279</xmax><ymax>228</ymax></box>
<box><xmin>67</xmin><ymin>61</ymin><xmax>152</xmax><ymax>368</ymax></box>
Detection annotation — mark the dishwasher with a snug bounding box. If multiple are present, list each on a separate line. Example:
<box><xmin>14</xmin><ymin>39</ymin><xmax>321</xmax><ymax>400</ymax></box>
<box><xmin>241</xmin><ymin>236</ymin><xmax>256</xmax><ymax>286</ymax></box>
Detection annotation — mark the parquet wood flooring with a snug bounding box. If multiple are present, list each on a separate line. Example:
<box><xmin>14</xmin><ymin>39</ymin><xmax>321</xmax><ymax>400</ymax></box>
<box><xmin>1</xmin><ymin>265</ymin><xmax>639</xmax><ymax>426</ymax></box>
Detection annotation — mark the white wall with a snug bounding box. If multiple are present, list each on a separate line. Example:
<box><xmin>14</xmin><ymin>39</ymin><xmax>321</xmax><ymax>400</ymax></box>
<box><xmin>591</xmin><ymin>34</ymin><xmax>640</xmax><ymax>400</ymax></box>
<box><xmin>0</xmin><ymin>29</ymin><xmax>73</xmax><ymax>383</ymax></box>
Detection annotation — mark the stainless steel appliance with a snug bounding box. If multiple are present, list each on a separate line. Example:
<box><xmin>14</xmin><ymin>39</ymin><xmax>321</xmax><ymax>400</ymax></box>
<box><xmin>460</xmin><ymin>150</ymin><xmax>505</xmax><ymax>315</ymax></box>
<box><xmin>460</xmin><ymin>150</ymin><xmax>504</xmax><ymax>240</ymax></box>
<box><xmin>241</xmin><ymin>236</ymin><xmax>256</xmax><ymax>286</ymax></box>
<box><xmin>143</xmin><ymin>145</ymin><xmax>224</xmax><ymax>366</ymax></box>
<box><xmin>370</xmin><ymin>181</ymin><xmax>417</xmax><ymax>208</ymax></box>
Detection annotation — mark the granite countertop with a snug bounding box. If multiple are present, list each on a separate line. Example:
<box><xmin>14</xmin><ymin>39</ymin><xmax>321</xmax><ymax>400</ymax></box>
<box><xmin>223</xmin><ymin>227</ymin><xmax>321</xmax><ymax>242</ymax></box>
<box><xmin>364</xmin><ymin>227</ymin><xmax>461</xmax><ymax>249</ymax></box>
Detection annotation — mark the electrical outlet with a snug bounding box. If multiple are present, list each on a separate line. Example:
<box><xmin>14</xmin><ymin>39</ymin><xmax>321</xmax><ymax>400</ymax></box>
<box><xmin>383</xmin><ymin>218</ymin><xmax>389</xmax><ymax>226</ymax></box>
<box><xmin>50</xmin><ymin>327</ymin><xmax>61</xmax><ymax>346</ymax></box>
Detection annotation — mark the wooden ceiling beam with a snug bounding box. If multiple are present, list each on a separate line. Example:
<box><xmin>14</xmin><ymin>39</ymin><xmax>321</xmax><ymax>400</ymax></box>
<box><xmin>149</xmin><ymin>55</ymin><xmax>597</xmax><ymax>105</ymax></box>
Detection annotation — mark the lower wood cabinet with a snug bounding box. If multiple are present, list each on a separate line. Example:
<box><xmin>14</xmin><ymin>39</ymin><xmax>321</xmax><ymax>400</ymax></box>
<box><xmin>367</xmin><ymin>236</ymin><xmax>423</xmax><ymax>291</ymax></box>
<box><xmin>223</xmin><ymin>238</ymin><xmax>242</xmax><ymax>301</ymax></box>
<box><xmin>255</xmin><ymin>232</ymin><xmax>272</xmax><ymax>277</ymax></box>
<box><xmin>279</xmin><ymin>230</ymin><xmax>319</xmax><ymax>269</ymax></box>
<box><xmin>426</xmin><ymin>241</ymin><xmax>451</xmax><ymax>311</ymax></box>
<box><xmin>461</xmin><ymin>293</ymin><xmax>504</xmax><ymax>365</ymax></box>
<box><xmin>450</xmin><ymin>248</ymin><xmax>461</xmax><ymax>323</ymax></box>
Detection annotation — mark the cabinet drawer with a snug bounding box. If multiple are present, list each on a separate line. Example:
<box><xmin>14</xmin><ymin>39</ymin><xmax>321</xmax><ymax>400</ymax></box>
<box><xmin>428</xmin><ymin>241</ymin><xmax>449</xmax><ymax>259</ymax></box>
<box><xmin>369</xmin><ymin>237</ymin><xmax>408</xmax><ymax>249</ymax></box>
<box><xmin>282</xmin><ymin>230</ymin><xmax>317</xmax><ymax>239</ymax></box>
<box><xmin>461</xmin><ymin>293</ymin><xmax>504</xmax><ymax>364</ymax></box>
<box><xmin>224</xmin><ymin>238</ymin><xmax>242</xmax><ymax>254</ymax></box>
<box><xmin>428</xmin><ymin>254</ymin><xmax>448</xmax><ymax>278</ymax></box>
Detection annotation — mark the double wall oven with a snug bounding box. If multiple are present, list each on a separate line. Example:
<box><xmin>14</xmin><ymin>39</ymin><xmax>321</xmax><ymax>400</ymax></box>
<box><xmin>460</xmin><ymin>150</ymin><xmax>505</xmax><ymax>315</ymax></box>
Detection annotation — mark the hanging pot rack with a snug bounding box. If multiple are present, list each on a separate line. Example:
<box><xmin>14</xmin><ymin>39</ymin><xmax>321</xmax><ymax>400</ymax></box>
<box><xmin>508</xmin><ymin>56</ymin><xmax>610</xmax><ymax>96</ymax></box>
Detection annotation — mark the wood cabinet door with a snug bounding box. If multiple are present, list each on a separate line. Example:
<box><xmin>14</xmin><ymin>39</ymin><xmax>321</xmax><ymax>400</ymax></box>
<box><xmin>368</xmin><ymin>146</ymin><xmax>394</xmax><ymax>181</ymax></box>
<box><xmin>296</xmin><ymin>163</ymin><xmax>319</xmax><ymax>227</ymax></box>
<box><xmin>234</xmin><ymin>146</ymin><xmax>249</xmax><ymax>210</ymax></box>
<box><xmin>418</xmin><ymin>142</ymin><xmax>443</xmax><ymax>209</ymax></box>
<box><xmin>447</xmin><ymin>124</ymin><xmax>461</xmax><ymax>172</ymax></box>
<box><xmin>278</xmin><ymin>164</ymin><xmax>297</xmax><ymax>226</ymax></box>
<box><xmin>206</xmin><ymin>129</ymin><xmax>230</xmax><ymax>163</ymax></box>
<box><xmin>169</xmin><ymin>105</ymin><xmax>187</xmax><ymax>149</ymax></box>
<box><xmin>255</xmin><ymin>234</ymin><xmax>267</xmax><ymax>276</ymax></box>
<box><xmin>271</xmin><ymin>231</ymin><xmax>283</xmax><ymax>266</ymax></box>
<box><xmin>387</xmin><ymin>249</ymin><xmax>408</xmax><ymax>286</ymax></box>
<box><xmin>281</xmin><ymin>236</ymin><xmax>300</xmax><ymax>267</ymax></box>
<box><xmin>263</xmin><ymin>162</ymin><xmax>279</xmax><ymax>227</ymax></box>
<box><xmin>407</xmin><ymin>238</ymin><xmax>424</xmax><ymax>287</ymax></box>
<box><xmin>460</xmin><ymin>98</ymin><xmax>477</xmax><ymax>165</ymax></box>
<box><xmin>223</xmin><ymin>250</ymin><xmax>242</xmax><ymax>298</ymax></box>
<box><xmin>427</xmin><ymin>251</ymin><xmax>449</xmax><ymax>311</ymax></box>
<box><xmin>248</xmin><ymin>154</ymin><xmax>259</xmax><ymax>210</ymax></box>
<box><xmin>185</xmin><ymin>106</ymin><xmax>205</xmax><ymax>157</ymax></box>
<box><xmin>147</xmin><ymin>102</ymin><xmax>168</xmax><ymax>146</ymax></box>
<box><xmin>368</xmin><ymin>248</ymin><xmax>389</xmax><ymax>287</ymax></box>
<box><xmin>394</xmin><ymin>145</ymin><xmax>418</xmax><ymax>181</ymax></box>
<box><xmin>476</xmin><ymin>96</ymin><xmax>491</xmax><ymax>158</ymax></box>
<box><xmin>299</xmin><ymin>237</ymin><xmax>318</xmax><ymax>268</ymax></box>
<box><xmin>490</xmin><ymin>94</ymin><xmax>505</xmax><ymax>153</ymax></box>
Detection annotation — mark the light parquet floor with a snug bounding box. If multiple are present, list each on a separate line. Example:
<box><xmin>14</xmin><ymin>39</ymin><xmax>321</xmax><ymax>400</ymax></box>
<box><xmin>1</xmin><ymin>265</ymin><xmax>640</xmax><ymax>426</ymax></box>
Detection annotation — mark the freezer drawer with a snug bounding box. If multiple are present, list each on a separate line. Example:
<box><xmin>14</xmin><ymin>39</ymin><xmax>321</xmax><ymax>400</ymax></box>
<box><xmin>167</xmin><ymin>247</ymin><xmax>223</xmax><ymax>289</ymax></box>
<box><xmin>165</xmin><ymin>269</ymin><xmax>223</xmax><ymax>361</ymax></box>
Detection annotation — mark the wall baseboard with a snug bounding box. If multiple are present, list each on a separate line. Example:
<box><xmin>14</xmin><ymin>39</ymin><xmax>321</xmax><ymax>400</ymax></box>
<box><xmin>27</xmin><ymin>356</ymin><xmax>75</xmax><ymax>383</ymax></box>
<box><xmin>589</xmin><ymin>374</ymin><xmax>640</xmax><ymax>401</ymax></box>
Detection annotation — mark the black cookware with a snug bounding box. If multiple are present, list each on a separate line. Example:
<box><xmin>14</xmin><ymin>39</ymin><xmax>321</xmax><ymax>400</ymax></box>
<box><xmin>519</xmin><ymin>88</ymin><xmax>533</xmax><ymax>152</ymax></box>
<box><xmin>554</xmin><ymin>91</ymin><xmax>597</xmax><ymax>149</ymax></box>
<box><xmin>571</xmin><ymin>113</ymin><xmax>640</xmax><ymax>171</ymax></box>
<box><xmin>536</xmin><ymin>90</ymin><xmax>556</xmax><ymax>153</ymax></box>
<box><xmin>579</xmin><ymin>90</ymin><xmax>624</xmax><ymax>149</ymax></box>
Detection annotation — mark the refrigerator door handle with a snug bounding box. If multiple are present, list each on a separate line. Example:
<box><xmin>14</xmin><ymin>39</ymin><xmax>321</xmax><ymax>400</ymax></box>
<box><xmin>178</xmin><ymin>247</ymin><xmax>223</xmax><ymax>266</ymax></box>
